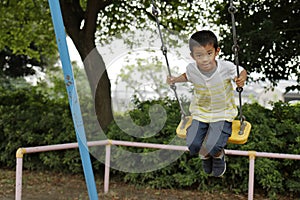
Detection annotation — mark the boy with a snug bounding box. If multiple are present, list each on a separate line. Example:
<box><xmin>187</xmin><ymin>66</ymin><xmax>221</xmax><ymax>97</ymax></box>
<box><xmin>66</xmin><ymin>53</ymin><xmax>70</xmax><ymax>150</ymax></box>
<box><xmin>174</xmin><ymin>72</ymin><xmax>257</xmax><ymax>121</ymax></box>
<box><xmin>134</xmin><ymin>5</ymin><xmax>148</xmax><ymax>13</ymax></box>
<box><xmin>167</xmin><ymin>30</ymin><xmax>247</xmax><ymax>177</ymax></box>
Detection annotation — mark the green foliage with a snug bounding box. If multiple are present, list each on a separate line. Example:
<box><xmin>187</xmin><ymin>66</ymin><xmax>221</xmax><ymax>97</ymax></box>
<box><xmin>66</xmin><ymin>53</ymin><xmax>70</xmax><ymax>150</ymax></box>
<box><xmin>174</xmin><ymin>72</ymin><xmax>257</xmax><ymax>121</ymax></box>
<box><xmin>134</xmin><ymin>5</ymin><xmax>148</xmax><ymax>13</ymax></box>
<box><xmin>107</xmin><ymin>96</ymin><xmax>182</xmax><ymax>145</ymax></box>
<box><xmin>0</xmin><ymin>0</ymin><xmax>57</xmax><ymax>60</ymax></box>
<box><xmin>0</xmin><ymin>85</ymin><xmax>76</xmax><ymax>171</ymax></box>
<box><xmin>209</xmin><ymin>0</ymin><xmax>300</xmax><ymax>89</ymax></box>
<box><xmin>0</xmin><ymin>0</ymin><xmax>58</xmax><ymax>79</ymax></box>
<box><xmin>106</xmin><ymin>99</ymin><xmax>300</xmax><ymax>198</ymax></box>
<box><xmin>0</xmin><ymin>67</ymin><xmax>97</xmax><ymax>173</ymax></box>
<box><xmin>97</xmin><ymin>0</ymin><xmax>208</xmax><ymax>44</ymax></box>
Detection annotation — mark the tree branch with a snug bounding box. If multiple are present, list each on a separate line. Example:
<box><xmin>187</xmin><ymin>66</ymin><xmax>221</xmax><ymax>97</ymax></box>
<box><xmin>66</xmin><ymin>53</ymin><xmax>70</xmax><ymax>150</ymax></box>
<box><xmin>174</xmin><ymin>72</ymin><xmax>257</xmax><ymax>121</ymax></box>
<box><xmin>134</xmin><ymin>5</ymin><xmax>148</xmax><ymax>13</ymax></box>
<box><xmin>84</xmin><ymin>0</ymin><xmax>113</xmax><ymax>45</ymax></box>
<box><xmin>60</xmin><ymin>0</ymin><xmax>84</xmax><ymax>43</ymax></box>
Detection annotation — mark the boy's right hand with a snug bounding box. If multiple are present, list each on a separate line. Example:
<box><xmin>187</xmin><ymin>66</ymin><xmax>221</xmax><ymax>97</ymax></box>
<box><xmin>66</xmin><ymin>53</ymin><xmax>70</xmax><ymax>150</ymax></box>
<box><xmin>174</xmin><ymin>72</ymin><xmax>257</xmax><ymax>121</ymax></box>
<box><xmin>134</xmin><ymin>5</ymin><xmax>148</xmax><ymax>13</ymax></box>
<box><xmin>167</xmin><ymin>73</ymin><xmax>187</xmax><ymax>85</ymax></box>
<box><xmin>166</xmin><ymin>76</ymin><xmax>175</xmax><ymax>85</ymax></box>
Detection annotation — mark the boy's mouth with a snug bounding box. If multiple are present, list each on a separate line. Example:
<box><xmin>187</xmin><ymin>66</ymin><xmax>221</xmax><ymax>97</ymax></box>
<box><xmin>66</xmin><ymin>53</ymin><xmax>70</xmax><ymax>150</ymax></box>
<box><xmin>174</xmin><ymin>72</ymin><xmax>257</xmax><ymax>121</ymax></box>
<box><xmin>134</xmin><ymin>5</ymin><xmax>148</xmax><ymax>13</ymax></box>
<box><xmin>202</xmin><ymin>63</ymin><xmax>211</xmax><ymax>68</ymax></box>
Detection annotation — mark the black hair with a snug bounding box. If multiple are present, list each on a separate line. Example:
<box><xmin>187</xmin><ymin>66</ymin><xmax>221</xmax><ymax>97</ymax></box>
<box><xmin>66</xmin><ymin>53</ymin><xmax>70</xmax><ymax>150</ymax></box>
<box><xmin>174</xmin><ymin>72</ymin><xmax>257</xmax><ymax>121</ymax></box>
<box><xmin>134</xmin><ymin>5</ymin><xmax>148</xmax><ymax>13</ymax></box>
<box><xmin>189</xmin><ymin>30</ymin><xmax>218</xmax><ymax>52</ymax></box>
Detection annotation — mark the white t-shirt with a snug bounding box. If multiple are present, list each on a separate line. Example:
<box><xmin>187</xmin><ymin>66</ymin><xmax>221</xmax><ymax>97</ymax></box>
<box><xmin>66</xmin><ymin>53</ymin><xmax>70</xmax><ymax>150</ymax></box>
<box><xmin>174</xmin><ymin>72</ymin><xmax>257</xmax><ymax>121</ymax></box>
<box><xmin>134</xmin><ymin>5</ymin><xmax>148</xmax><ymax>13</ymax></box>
<box><xmin>186</xmin><ymin>59</ymin><xmax>244</xmax><ymax>122</ymax></box>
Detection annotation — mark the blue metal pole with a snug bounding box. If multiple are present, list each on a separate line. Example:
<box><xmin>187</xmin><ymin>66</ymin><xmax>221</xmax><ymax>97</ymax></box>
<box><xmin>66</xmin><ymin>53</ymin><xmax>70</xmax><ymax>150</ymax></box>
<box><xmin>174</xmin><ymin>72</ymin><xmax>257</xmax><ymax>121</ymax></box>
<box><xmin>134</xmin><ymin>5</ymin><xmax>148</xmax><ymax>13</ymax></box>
<box><xmin>47</xmin><ymin>1</ymin><xmax>98</xmax><ymax>199</ymax></box>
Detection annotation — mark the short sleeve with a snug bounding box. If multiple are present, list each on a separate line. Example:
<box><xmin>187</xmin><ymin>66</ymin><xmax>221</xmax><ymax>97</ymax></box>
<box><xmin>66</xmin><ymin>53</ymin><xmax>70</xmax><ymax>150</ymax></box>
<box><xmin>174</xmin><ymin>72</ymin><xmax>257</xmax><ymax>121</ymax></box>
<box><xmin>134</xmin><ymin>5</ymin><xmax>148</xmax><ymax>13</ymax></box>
<box><xmin>185</xmin><ymin>63</ymin><xmax>194</xmax><ymax>82</ymax></box>
<box><xmin>226</xmin><ymin>61</ymin><xmax>244</xmax><ymax>79</ymax></box>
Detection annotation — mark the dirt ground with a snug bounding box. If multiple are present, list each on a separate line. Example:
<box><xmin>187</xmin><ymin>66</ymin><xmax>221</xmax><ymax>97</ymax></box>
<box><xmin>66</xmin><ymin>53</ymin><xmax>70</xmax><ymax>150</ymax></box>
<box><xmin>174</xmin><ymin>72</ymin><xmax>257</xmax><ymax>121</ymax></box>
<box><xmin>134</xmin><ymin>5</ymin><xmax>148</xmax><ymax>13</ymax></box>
<box><xmin>0</xmin><ymin>169</ymin><xmax>296</xmax><ymax>200</ymax></box>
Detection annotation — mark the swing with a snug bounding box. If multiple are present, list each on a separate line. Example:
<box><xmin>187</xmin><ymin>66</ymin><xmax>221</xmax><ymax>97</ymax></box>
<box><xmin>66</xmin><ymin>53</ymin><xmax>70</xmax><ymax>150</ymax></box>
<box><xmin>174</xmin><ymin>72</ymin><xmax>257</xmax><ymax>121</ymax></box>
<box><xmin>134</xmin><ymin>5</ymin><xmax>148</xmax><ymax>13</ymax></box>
<box><xmin>152</xmin><ymin>0</ymin><xmax>251</xmax><ymax>144</ymax></box>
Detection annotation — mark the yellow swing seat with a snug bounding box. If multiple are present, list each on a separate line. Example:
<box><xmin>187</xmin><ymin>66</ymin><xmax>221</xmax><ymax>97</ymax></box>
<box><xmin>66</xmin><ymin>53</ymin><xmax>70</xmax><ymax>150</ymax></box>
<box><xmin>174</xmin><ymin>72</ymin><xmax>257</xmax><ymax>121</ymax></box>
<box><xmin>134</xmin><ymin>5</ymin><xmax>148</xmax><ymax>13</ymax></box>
<box><xmin>228</xmin><ymin>120</ymin><xmax>251</xmax><ymax>144</ymax></box>
<box><xmin>176</xmin><ymin>116</ymin><xmax>251</xmax><ymax>145</ymax></box>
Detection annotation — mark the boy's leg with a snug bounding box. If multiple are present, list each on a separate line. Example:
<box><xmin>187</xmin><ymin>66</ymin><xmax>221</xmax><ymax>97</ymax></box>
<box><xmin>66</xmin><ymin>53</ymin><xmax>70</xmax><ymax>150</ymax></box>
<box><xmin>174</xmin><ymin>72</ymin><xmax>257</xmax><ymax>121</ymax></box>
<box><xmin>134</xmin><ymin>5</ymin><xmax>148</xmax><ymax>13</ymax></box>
<box><xmin>186</xmin><ymin>120</ymin><xmax>212</xmax><ymax>174</ymax></box>
<box><xmin>206</xmin><ymin>121</ymin><xmax>232</xmax><ymax>156</ymax></box>
<box><xmin>205</xmin><ymin>121</ymin><xmax>232</xmax><ymax>177</ymax></box>
<box><xmin>186</xmin><ymin>119</ymin><xmax>208</xmax><ymax>156</ymax></box>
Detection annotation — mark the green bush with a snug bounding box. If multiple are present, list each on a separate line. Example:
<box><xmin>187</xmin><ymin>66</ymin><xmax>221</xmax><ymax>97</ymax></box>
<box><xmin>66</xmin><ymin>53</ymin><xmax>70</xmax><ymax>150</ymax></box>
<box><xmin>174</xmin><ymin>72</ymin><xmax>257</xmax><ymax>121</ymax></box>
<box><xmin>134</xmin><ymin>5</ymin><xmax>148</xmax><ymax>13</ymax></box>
<box><xmin>0</xmin><ymin>85</ymin><xmax>86</xmax><ymax>173</ymax></box>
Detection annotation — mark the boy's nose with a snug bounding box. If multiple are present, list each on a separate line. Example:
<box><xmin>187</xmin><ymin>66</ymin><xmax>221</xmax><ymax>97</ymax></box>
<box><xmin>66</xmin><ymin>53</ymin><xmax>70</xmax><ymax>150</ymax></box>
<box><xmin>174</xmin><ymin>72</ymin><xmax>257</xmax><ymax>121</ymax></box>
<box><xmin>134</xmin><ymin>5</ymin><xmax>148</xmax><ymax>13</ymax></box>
<box><xmin>202</xmin><ymin>55</ymin><xmax>210</xmax><ymax>62</ymax></box>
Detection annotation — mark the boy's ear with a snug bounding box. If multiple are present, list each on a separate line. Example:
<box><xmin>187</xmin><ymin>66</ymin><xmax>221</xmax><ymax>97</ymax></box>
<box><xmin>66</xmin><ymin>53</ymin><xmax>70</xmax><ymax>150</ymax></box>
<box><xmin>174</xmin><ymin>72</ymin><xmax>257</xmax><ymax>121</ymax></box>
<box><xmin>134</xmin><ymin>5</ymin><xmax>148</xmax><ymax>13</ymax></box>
<box><xmin>190</xmin><ymin>52</ymin><xmax>195</xmax><ymax>59</ymax></box>
<box><xmin>216</xmin><ymin>47</ymin><xmax>221</xmax><ymax>55</ymax></box>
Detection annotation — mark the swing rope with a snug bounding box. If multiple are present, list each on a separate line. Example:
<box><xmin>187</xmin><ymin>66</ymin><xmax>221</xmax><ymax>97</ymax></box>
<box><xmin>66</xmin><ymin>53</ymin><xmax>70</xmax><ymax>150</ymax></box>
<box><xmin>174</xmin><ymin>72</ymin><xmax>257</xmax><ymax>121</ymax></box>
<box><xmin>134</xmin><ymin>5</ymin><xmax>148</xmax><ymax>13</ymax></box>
<box><xmin>151</xmin><ymin>1</ymin><xmax>188</xmax><ymax>118</ymax></box>
<box><xmin>228</xmin><ymin>0</ymin><xmax>246</xmax><ymax>134</ymax></box>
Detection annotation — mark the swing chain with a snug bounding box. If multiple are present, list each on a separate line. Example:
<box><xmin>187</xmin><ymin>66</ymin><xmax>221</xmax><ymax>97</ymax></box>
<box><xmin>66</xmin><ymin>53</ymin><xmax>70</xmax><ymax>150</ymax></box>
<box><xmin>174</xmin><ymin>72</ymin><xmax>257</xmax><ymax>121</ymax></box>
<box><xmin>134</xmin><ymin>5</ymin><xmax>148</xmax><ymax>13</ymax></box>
<box><xmin>161</xmin><ymin>45</ymin><xmax>168</xmax><ymax>56</ymax></box>
<box><xmin>228</xmin><ymin>0</ymin><xmax>242</xmax><ymax>90</ymax></box>
<box><xmin>151</xmin><ymin>0</ymin><xmax>187</xmax><ymax>117</ymax></box>
<box><xmin>229</xmin><ymin>0</ymin><xmax>245</xmax><ymax>127</ymax></box>
<box><xmin>151</xmin><ymin>1</ymin><xmax>159</xmax><ymax>16</ymax></box>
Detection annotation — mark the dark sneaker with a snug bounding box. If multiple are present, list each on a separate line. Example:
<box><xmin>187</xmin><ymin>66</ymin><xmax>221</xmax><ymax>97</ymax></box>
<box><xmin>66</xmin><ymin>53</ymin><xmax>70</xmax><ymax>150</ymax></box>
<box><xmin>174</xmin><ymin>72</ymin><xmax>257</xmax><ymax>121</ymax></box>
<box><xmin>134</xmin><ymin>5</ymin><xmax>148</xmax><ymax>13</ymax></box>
<box><xmin>200</xmin><ymin>155</ymin><xmax>212</xmax><ymax>174</ymax></box>
<box><xmin>212</xmin><ymin>150</ymin><xmax>226</xmax><ymax>177</ymax></box>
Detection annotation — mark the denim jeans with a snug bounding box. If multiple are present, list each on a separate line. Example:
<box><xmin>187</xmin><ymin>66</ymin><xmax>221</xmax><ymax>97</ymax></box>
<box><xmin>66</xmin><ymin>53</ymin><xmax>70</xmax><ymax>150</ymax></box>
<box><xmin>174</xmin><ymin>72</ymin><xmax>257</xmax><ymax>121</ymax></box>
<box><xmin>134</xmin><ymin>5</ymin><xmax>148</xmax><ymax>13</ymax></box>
<box><xmin>186</xmin><ymin>120</ymin><xmax>232</xmax><ymax>156</ymax></box>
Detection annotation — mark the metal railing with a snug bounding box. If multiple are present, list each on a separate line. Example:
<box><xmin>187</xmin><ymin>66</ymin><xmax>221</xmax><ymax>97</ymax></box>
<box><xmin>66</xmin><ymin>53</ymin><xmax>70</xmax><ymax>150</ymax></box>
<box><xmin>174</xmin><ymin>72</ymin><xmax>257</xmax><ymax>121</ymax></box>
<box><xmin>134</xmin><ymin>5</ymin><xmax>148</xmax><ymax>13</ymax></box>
<box><xmin>15</xmin><ymin>139</ymin><xmax>300</xmax><ymax>200</ymax></box>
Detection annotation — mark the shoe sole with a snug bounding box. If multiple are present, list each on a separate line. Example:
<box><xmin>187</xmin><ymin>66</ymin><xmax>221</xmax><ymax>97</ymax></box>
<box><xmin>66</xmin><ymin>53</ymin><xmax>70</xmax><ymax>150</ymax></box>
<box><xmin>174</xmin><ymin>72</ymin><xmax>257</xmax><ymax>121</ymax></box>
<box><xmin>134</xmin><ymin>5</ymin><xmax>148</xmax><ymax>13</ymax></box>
<box><xmin>215</xmin><ymin>162</ymin><xmax>226</xmax><ymax>177</ymax></box>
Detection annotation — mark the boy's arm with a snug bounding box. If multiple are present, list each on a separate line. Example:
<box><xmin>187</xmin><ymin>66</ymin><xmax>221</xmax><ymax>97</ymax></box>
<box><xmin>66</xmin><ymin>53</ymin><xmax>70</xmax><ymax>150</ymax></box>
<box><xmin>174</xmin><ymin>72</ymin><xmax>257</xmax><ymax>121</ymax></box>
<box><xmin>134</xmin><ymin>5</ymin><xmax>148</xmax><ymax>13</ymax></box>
<box><xmin>167</xmin><ymin>73</ymin><xmax>188</xmax><ymax>85</ymax></box>
<box><xmin>235</xmin><ymin>69</ymin><xmax>247</xmax><ymax>88</ymax></box>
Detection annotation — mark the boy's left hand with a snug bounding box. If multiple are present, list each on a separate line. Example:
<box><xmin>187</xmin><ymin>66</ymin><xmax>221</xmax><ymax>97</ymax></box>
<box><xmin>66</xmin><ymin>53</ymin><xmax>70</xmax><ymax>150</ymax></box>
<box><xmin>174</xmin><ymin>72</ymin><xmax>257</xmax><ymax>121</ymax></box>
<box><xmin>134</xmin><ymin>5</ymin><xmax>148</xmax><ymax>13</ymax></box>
<box><xmin>234</xmin><ymin>76</ymin><xmax>246</xmax><ymax>88</ymax></box>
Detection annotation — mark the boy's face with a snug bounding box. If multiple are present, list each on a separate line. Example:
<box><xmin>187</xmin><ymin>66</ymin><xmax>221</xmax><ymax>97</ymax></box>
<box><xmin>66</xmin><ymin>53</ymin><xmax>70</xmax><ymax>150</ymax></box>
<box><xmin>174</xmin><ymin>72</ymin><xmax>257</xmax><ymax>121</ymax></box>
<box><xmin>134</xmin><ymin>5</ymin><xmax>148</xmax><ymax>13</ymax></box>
<box><xmin>190</xmin><ymin>44</ymin><xmax>220</xmax><ymax>72</ymax></box>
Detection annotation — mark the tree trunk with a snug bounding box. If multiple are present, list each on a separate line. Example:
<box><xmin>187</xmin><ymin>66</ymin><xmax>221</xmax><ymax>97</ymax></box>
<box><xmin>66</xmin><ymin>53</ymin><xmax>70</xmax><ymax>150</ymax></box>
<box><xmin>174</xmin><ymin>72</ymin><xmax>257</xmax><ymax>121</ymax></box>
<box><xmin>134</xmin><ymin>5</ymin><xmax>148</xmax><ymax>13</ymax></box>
<box><xmin>81</xmin><ymin>45</ymin><xmax>114</xmax><ymax>131</ymax></box>
<box><xmin>59</xmin><ymin>0</ymin><xmax>113</xmax><ymax>131</ymax></box>
<box><xmin>78</xmin><ymin>40</ymin><xmax>113</xmax><ymax>131</ymax></box>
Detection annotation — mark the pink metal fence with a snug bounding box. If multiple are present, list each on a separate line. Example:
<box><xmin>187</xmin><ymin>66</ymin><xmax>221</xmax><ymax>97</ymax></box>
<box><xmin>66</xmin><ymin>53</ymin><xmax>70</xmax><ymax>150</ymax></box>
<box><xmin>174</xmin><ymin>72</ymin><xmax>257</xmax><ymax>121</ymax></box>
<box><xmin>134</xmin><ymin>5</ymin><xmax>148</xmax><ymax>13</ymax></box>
<box><xmin>15</xmin><ymin>140</ymin><xmax>300</xmax><ymax>200</ymax></box>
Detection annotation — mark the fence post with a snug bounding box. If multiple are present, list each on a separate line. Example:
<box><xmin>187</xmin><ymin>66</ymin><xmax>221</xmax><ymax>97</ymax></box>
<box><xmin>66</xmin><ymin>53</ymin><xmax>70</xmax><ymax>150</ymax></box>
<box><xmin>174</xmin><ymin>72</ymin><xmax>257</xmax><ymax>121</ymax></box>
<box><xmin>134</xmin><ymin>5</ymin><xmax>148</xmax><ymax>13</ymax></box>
<box><xmin>248</xmin><ymin>151</ymin><xmax>256</xmax><ymax>200</ymax></box>
<box><xmin>104</xmin><ymin>141</ymin><xmax>112</xmax><ymax>193</ymax></box>
<box><xmin>15</xmin><ymin>148</ymin><xmax>26</xmax><ymax>200</ymax></box>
